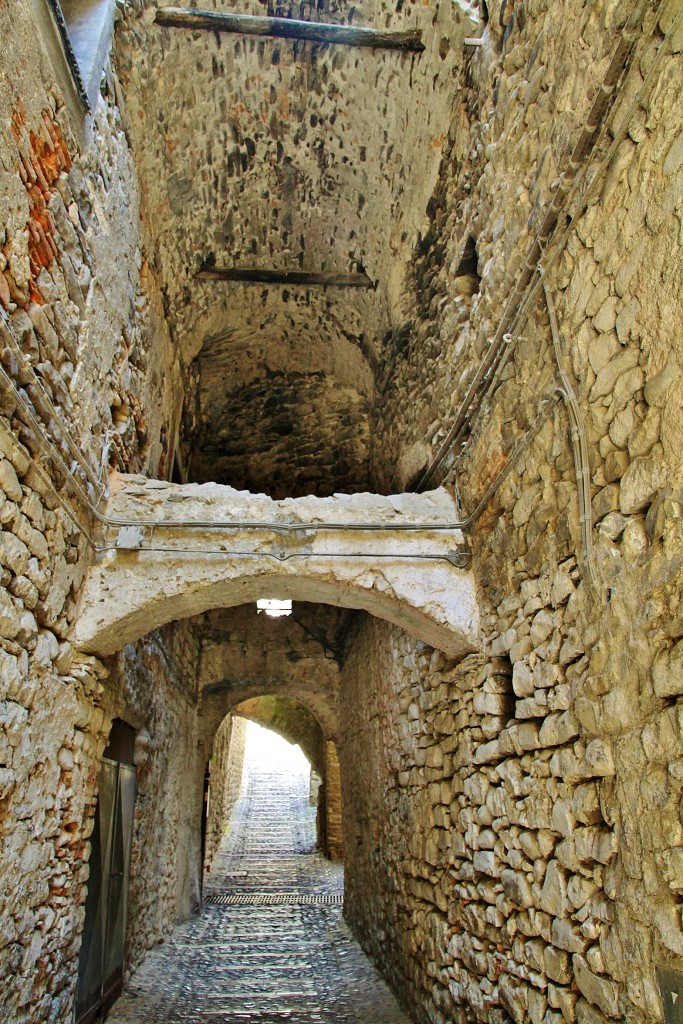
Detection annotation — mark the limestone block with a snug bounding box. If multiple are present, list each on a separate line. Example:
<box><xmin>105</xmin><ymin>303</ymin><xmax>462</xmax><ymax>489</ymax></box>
<box><xmin>0</xmin><ymin>531</ymin><xmax>30</xmax><ymax>575</ymax></box>
<box><xmin>425</xmin><ymin>746</ymin><xmax>444</xmax><ymax>769</ymax></box>
<box><xmin>619</xmin><ymin>456</ymin><xmax>668</xmax><ymax>513</ymax></box>
<box><xmin>0</xmin><ymin>460</ymin><xmax>22</xmax><ymax>502</ymax></box>
<box><xmin>614</xmin><ymin>298</ymin><xmax>640</xmax><ymax>344</ymax></box>
<box><xmin>551</xmin><ymin>573</ymin><xmax>575</xmax><ymax>607</ymax></box>
<box><xmin>477</xmin><ymin>829</ymin><xmax>496</xmax><ymax>850</ymax></box>
<box><xmin>0</xmin><ymin>419</ymin><xmax>30</xmax><ymax>476</ymax></box>
<box><xmin>20</xmin><ymin>492</ymin><xmax>44</xmax><ymax>530</ymax></box>
<box><xmin>473</xmin><ymin>850</ymin><xmax>499</xmax><ymax>876</ymax></box>
<box><xmin>539</xmin><ymin>860</ymin><xmax>567</xmax><ymax>918</ymax></box>
<box><xmin>584</xmin><ymin>739</ymin><xmax>615</xmax><ymax>777</ymax></box>
<box><xmin>499</xmin><ymin>975</ymin><xmax>528</xmax><ymax>1024</ymax></box>
<box><xmin>517</xmin><ymin>722</ymin><xmax>542</xmax><ymax>751</ymax></box>
<box><xmin>644</xmin><ymin>349</ymin><xmax>680</xmax><ymax>407</ymax></box>
<box><xmin>655</xmin><ymin>905</ymin><xmax>683</xmax><ymax>955</ymax></box>
<box><xmin>28</xmin><ymin>304</ymin><xmax>59</xmax><ymax>362</ymax></box>
<box><xmin>653</xmin><ymin>643</ymin><xmax>683</xmax><ymax>698</ymax></box>
<box><xmin>603</xmin><ymin>450</ymin><xmax>629</xmax><ymax>484</ymax></box>
<box><xmin>609</xmin><ymin>406</ymin><xmax>634</xmax><ymax>449</ymax></box>
<box><xmin>8</xmin><ymin>575</ymin><xmax>39</xmax><ymax>610</ymax></box>
<box><xmin>572</xmin><ymin>783</ymin><xmax>602</xmax><ymax>825</ymax></box>
<box><xmin>575</xmin><ymin>997</ymin><xmax>613</xmax><ymax>1024</ymax></box>
<box><xmin>628</xmin><ymin>410</ymin><xmax>661</xmax><ymax>460</ymax></box>
<box><xmin>491</xmin><ymin>628</ymin><xmax>517</xmax><ymax>655</ymax></box>
<box><xmin>0</xmin><ymin>701</ymin><xmax>29</xmax><ymax>746</ymax></box>
<box><xmin>510</xmin><ymin>635</ymin><xmax>534</xmax><ymax>663</ymax></box>
<box><xmin>663</xmin><ymin>133</ymin><xmax>683</xmax><ymax>175</ymax></box>
<box><xmin>12</xmin><ymin>515</ymin><xmax>49</xmax><ymax>561</ymax></box>
<box><xmin>473</xmin><ymin>739</ymin><xmax>504</xmax><ymax>764</ymax></box>
<box><xmin>517</xmin><ymin>697</ymin><xmax>547</xmax><ymax>719</ymax></box>
<box><xmin>590</xmin><ymin>348</ymin><xmax>639</xmax><ymax>401</ymax></box>
<box><xmin>534</xmin><ymin>662</ymin><xmax>560</xmax><ymax>689</ymax></box>
<box><xmin>0</xmin><ymin>589</ymin><xmax>21</xmax><ymax>639</ymax></box>
<box><xmin>17</xmin><ymin>609</ymin><xmax>38</xmax><ymax>645</ymax></box>
<box><xmin>588</xmin><ymin>329</ymin><xmax>620</xmax><ymax>375</ymax></box>
<box><xmin>612</xmin><ymin>367</ymin><xmax>644</xmax><ymax>412</ymax></box>
<box><xmin>548</xmin><ymin>983</ymin><xmax>578</xmax><ymax>1019</ymax></box>
<box><xmin>473</xmin><ymin>691</ymin><xmax>510</xmax><ymax>716</ymax></box>
<box><xmin>539</xmin><ymin>712</ymin><xmax>580</xmax><ymax>748</ymax></box>
<box><xmin>544</xmin><ymin>945</ymin><xmax>572</xmax><ymax>984</ymax></box>
<box><xmin>512</xmin><ymin>660</ymin><xmax>534</xmax><ymax>697</ymax></box>
<box><xmin>551</xmin><ymin>800</ymin><xmax>575</xmax><ymax>838</ymax></box>
<box><xmin>663</xmin><ymin>849</ymin><xmax>683</xmax><ymax>891</ymax></box>
<box><xmin>573</xmin><ymin>955</ymin><xmax>620</xmax><ymax>1018</ymax></box>
<box><xmin>530</xmin><ymin>610</ymin><xmax>556</xmax><ymax>648</ymax></box>
<box><xmin>592</xmin><ymin>297</ymin><xmax>618</xmax><ymax>335</ymax></box>
<box><xmin>592</xmin><ymin>485</ymin><xmax>620</xmax><ymax>522</ymax></box>
<box><xmin>0</xmin><ymin>767</ymin><xmax>15</xmax><ymax>800</ymax></box>
<box><xmin>552</xmin><ymin>918</ymin><xmax>587</xmax><ymax>954</ymax></box>
<box><xmin>501</xmin><ymin>869</ymin><xmax>534</xmax><ymax>908</ymax></box>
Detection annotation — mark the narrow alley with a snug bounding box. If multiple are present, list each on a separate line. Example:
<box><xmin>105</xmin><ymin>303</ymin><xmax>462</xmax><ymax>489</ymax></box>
<box><xmin>2</xmin><ymin>2</ymin><xmax>683</xmax><ymax>1021</ymax></box>
<box><xmin>107</xmin><ymin>725</ymin><xmax>411</xmax><ymax>1024</ymax></box>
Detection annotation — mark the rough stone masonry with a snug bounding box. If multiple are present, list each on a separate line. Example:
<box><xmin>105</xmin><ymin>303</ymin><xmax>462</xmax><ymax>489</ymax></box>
<box><xmin>0</xmin><ymin>0</ymin><xmax>682</xmax><ymax>1023</ymax></box>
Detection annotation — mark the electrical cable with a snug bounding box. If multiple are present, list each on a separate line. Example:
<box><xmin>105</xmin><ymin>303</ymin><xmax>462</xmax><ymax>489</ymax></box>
<box><xmin>543</xmin><ymin>283</ymin><xmax>599</xmax><ymax>593</ymax></box>
<box><xmin>94</xmin><ymin>544</ymin><xmax>470</xmax><ymax>566</ymax></box>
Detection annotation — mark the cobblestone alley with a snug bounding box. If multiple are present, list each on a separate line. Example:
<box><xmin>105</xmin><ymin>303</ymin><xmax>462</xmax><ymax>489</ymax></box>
<box><xmin>107</xmin><ymin>725</ymin><xmax>411</xmax><ymax>1024</ymax></box>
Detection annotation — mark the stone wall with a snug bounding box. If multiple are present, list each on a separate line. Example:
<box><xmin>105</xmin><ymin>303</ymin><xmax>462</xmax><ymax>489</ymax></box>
<box><xmin>0</xmin><ymin>2</ymin><xmax>183</xmax><ymax>1020</ymax></box>
<box><xmin>1</xmin><ymin>0</ymin><xmax>682</xmax><ymax>1021</ymax></box>
<box><xmin>205</xmin><ymin>713</ymin><xmax>247</xmax><ymax>872</ymax></box>
<box><xmin>340</xmin><ymin>1</ymin><xmax>683</xmax><ymax>1022</ymax></box>
<box><xmin>105</xmin><ymin>623</ymin><xmax>204</xmax><ymax>969</ymax></box>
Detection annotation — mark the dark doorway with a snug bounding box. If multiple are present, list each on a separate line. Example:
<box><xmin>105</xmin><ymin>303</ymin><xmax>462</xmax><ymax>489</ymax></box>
<box><xmin>75</xmin><ymin>720</ymin><xmax>137</xmax><ymax>1023</ymax></box>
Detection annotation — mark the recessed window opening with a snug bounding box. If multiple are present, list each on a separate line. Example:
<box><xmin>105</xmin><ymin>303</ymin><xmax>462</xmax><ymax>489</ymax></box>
<box><xmin>256</xmin><ymin>598</ymin><xmax>292</xmax><ymax>617</ymax></box>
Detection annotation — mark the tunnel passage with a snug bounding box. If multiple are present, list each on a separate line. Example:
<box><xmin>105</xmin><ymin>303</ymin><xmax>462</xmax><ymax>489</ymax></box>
<box><xmin>180</xmin><ymin>292</ymin><xmax>376</xmax><ymax>498</ymax></box>
<box><xmin>7</xmin><ymin>0</ymin><xmax>682</xmax><ymax>1019</ymax></box>
<box><xmin>70</xmin><ymin>474</ymin><xmax>480</xmax><ymax>659</ymax></box>
<box><xmin>107</xmin><ymin>723</ymin><xmax>411</xmax><ymax>1024</ymax></box>
<box><xmin>196</xmin><ymin>601</ymin><xmax>346</xmax><ymax>865</ymax></box>
<box><xmin>208</xmin><ymin>697</ymin><xmax>344</xmax><ymax>864</ymax></box>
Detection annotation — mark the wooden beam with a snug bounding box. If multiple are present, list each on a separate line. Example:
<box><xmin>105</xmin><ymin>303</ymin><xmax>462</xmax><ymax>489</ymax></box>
<box><xmin>196</xmin><ymin>265</ymin><xmax>376</xmax><ymax>289</ymax></box>
<box><xmin>155</xmin><ymin>8</ymin><xmax>424</xmax><ymax>53</ymax></box>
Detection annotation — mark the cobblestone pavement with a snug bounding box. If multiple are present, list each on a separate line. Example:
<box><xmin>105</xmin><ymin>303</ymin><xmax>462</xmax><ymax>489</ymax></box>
<box><xmin>107</xmin><ymin>727</ymin><xmax>412</xmax><ymax>1024</ymax></box>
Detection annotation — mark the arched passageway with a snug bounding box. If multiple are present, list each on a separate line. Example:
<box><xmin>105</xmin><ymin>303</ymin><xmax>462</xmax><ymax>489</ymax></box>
<box><xmin>107</xmin><ymin>723</ymin><xmax>411</xmax><ymax>1024</ymax></box>
<box><xmin>70</xmin><ymin>475</ymin><xmax>479</xmax><ymax>660</ymax></box>
<box><xmin>204</xmin><ymin>690</ymin><xmax>343</xmax><ymax>866</ymax></box>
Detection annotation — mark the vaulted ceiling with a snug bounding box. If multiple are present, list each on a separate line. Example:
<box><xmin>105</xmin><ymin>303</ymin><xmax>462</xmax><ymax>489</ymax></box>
<box><xmin>115</xmin><ymin>0</ymin><xmax>478</xmax><ymax>496</ymax></box>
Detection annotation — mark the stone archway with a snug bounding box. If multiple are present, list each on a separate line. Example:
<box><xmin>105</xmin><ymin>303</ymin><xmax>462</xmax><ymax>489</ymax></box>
<box><xmin>195</xmin><ymin>603</ymin><xmax>342</xmax><ymax>863</ymax></box>
<box><xmin>71</xmin><ymin>474</ymin><xmax>480</xmax><ymax>659</ymax></box>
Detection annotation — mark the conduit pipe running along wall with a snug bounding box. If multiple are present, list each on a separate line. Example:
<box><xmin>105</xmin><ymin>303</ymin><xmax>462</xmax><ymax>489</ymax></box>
<box><xmin>544</xmin><ymin>284</ymin><xmax>599</xmax><ymax>594</ymax></box>
<box><xmin>416</xmin><ymin>0</ymin><xmax>678</xmax><ymax>494</ymax></box>
<box><xmin>1</xmin><ymin>313</ymin><xmax>470</xmax><ymax>566</ymax></box>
